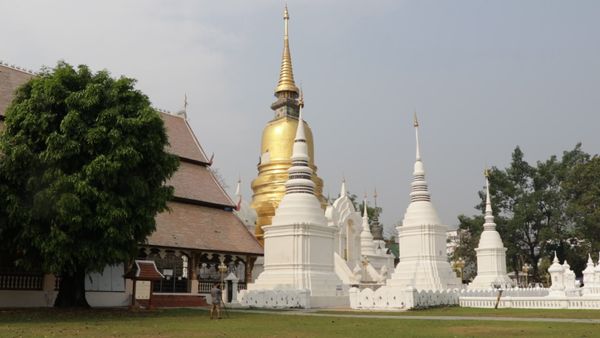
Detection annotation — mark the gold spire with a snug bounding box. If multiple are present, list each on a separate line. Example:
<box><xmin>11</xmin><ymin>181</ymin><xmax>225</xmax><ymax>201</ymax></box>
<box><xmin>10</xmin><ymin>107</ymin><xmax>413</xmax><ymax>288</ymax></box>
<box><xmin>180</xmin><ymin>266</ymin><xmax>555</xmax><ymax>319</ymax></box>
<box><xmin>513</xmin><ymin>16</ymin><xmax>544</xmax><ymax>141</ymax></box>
<box><xmin>275</xmin><ymin>5</ymin><xmax>299</xmax><ymax>95</ymax></box>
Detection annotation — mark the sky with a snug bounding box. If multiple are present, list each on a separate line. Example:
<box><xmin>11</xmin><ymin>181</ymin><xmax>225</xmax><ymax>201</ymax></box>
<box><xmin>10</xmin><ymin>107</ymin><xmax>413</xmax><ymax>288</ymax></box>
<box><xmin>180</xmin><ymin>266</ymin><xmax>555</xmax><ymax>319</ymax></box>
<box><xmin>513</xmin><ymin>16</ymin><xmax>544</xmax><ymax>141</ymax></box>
<box><xmin>2</xmin><ymin>0</ymin><xmax>599</xmax><ymax>235</ymax></box>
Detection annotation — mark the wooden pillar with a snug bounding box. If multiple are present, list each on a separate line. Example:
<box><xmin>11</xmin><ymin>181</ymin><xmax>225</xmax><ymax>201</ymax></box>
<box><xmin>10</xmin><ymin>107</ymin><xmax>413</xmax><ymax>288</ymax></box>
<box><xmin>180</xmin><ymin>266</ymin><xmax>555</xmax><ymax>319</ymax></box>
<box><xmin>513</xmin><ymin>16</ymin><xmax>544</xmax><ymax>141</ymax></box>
<box><xmin>190</xmin><ymin>252</ymin><xmax>198</xmax><ymax>294</ymax></box>
<box><xmin>148</xmin><ymin>284</ymin><xmax>153</xmax><ymax>309</ymax></box>
<box><xmin>246</xmin><ymin>256</ymin><xmax>257</xmax><ymax>283</ymax></box>
<box><xmin>130</xmin><ymin>278</ymin><xmax>137</xmax><ymax>307</ymax></box>
<box><xmin>190</xmin><ymin>253</ymin><xmax>197</xmax><ymax>280</ymax></box>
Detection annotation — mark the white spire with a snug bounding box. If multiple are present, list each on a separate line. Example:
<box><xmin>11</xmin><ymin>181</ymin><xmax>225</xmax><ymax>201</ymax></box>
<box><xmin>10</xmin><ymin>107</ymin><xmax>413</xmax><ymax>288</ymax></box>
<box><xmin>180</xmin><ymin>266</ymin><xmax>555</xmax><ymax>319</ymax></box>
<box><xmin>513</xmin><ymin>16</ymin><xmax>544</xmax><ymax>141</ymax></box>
<box><xmin>483</xmin><ymin>170</ymin><xmax>496</xmax><ymax>231</ymax></box>
<box><xmin>235</xmin><ymin>177</ymin><xmax>241</xmax><ymax>198</ymax></box>
<box><xmin>553</xmin><ymin>251</ymin><xmax>559</xmax><ymax>264</ymax></box>
<box><xmin>340</xmin><ymin>178</ymin><xmax>347</xmax><ymax>197</ymax></box>
<box><xmin>360</xmin><ymin>199</ymin><xmax>376</xmax><ymax>255</ymax></box>
<box><xmin>409</xmin><ymin>113</ymin><xmax>431</xmax><ymax>203</ymax></box>
<box><xmin>414</xmin><ymin>112</ymin><xmax>421</xmax><ymax>161</ymax></box>
<box><xmin>284</xmin><ymin>92</ymin><xmax>315</xmax><ymax>195</ymax></box>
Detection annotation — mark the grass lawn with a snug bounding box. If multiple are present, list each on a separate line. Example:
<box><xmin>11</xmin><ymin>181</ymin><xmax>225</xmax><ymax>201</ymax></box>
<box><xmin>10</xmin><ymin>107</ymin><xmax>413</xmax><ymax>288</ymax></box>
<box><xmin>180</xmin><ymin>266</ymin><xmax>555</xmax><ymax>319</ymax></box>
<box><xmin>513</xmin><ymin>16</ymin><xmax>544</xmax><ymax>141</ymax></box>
<box><xmin>1</xmin><ymin>308</ymin><xmax>599</xmax><ymax>338</ymax></box>
<box><xmin>319</xmin><ymin>306</ymin><xmax>600</xmax><ymax>319</ymax></box>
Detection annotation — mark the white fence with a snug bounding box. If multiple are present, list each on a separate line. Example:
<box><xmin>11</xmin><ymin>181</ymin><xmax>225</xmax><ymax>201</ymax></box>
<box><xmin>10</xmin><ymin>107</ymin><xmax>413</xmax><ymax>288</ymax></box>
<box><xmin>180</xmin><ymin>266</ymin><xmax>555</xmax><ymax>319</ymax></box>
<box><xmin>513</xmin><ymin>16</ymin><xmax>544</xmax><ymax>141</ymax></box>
<box><xmin>460</xmin><ymin>296</ymin><xmax>600</xmax><ymax>309</ymax></box>
<box><xmin>350</xmin><ymin>286</ymin><xmax>555</xmax><ymax>310</ymax></box>
<box><xmin>237</xmin><ymin>289</ymin><xmax>310</xmax><ymax>308</ymax></box>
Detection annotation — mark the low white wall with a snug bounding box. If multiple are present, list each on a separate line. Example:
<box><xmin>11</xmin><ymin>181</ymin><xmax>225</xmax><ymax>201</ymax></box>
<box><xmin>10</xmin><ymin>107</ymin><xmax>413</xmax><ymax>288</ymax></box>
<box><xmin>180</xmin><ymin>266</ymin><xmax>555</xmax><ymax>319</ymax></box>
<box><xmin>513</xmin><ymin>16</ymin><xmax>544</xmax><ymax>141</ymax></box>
<box><xmin>460</xmin><ymin>295</ymin><xmax>600</xmax><ymax>309</ymax></box>
<box><xmin>86</xmin><ymin>291</ymin><xmax>130</xmax><ymax>307</ymax></box>
<box><xmin>0</xmin><ymin>290</ymin><xmax>56</xmax><ymax>307</ymax></box>
<box><xmin>238</xmin><ymin>289</ymin><xmax>309</xmax><ymax>308</ymax></box>
<box><xmin>350</xmin><ymin>287</ymin><xmax>460</xmax><ymax>310</ymax></box>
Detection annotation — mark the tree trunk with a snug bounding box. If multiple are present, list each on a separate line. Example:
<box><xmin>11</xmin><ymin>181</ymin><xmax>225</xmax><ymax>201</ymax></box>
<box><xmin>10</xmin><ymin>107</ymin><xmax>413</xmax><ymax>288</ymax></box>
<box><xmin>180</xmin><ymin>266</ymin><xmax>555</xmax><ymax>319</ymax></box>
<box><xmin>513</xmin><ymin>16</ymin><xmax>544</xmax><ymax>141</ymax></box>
<box><xmin>54</xmin><ymin>268</ymin><xmax>90</xmax><ymax>308</ymax></box>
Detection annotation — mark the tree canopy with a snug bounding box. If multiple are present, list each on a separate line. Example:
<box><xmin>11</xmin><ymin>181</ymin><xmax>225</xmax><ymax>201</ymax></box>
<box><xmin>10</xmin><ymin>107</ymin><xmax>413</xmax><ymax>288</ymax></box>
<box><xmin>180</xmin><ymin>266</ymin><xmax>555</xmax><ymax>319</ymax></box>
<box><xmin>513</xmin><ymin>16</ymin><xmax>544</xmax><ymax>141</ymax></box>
<box><xmin>0</xmin><ymin>62</ymin><xmax>179</xmax><ymax>307</ymax></box>
<box><xmin>453</xmin><ymin>144</ymin><xmax>598</xmax><ymax>284</ymax></box>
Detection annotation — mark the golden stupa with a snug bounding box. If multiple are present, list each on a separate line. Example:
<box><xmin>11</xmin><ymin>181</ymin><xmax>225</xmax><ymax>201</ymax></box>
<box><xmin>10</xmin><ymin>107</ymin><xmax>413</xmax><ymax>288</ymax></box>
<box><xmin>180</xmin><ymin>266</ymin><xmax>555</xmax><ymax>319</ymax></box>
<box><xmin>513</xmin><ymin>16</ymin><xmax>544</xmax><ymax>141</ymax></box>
<box><xmin>251</xmin><ymin>6</ymin><xmax>326</xmax><ymax>244</ymax></box>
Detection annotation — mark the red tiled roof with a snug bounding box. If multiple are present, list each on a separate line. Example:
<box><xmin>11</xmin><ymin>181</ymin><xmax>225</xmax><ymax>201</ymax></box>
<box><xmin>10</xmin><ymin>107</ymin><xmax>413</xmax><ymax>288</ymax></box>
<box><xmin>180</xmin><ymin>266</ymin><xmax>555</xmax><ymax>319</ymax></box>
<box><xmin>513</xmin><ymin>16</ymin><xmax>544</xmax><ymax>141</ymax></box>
<box><xmin>168</xmin><ymin>161</ymin><xmax>234</xmax><ymax>207</ymax></box>
<box><xmin>149</xmin><ymin>201</ymin><xmax>263</xmax><ymax>255</ymax></box>
<box><xmin>0</xmin><ymin>65</ymin><xmax>34</xmax><ymax>117</ymax></box>
<box><xmin>124</xmin><ymin>260</ymin><xmax>164</xmax><ymax>281</ymax></box>
<box><xmin>161</xmin><ymin>112</ymin><xmax>209</xmax><ymax>163</ymax></box>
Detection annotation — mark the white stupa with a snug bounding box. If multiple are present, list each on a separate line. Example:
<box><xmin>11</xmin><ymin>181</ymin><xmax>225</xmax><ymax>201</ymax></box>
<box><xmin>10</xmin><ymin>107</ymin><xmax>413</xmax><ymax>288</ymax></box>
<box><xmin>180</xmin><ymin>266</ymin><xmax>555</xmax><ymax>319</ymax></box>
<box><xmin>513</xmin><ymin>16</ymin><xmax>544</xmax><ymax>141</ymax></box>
<box><xmin>243</xmin><ymin>94</ymin><xmax>345</xmax><ymax>308</ymax></box>
<box><xmin>469</xmin><ymin>171</ymin><xmax>512</xmax><ymax>289</ymax></box>
<box><xmin>387</xmin><ymin>114</ymin><xmax>461</xmax><ymax>290</ymax></box>
<box><xmin>360</xmin><ymin>199</ymin><xmax>376</xmax><ymax>256</ymax></box>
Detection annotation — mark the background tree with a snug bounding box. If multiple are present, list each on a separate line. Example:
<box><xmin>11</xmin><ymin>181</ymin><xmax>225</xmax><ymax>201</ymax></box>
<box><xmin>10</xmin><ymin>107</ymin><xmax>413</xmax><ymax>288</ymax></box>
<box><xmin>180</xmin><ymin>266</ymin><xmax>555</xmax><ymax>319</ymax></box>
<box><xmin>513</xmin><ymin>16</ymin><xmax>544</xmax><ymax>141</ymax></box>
<box><xmin>564</xmin><ymin>156</ymin><xmax>600</xmax><ymax>253</ymax></box>
<box><xmin>452</xmin><ymin>215</ymin><xmax>483</xmax><ymax>281</ymax></box>
<box><xmin>453</xmin><ymin>145</ymin><xmax>591</xmax><ymax>283</ymax></box>
<box><xmin>0</xmin><ymin>62</ymin><xmax>179</xmax><ymax>307</ymax></box>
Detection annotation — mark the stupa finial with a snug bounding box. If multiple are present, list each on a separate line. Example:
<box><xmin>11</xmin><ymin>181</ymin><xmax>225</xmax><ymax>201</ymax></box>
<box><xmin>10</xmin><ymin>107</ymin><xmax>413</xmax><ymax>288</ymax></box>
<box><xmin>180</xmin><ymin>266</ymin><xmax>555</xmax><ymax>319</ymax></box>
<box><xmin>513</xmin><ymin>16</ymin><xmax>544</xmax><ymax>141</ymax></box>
<box><xmin>340</xmin><ymin>178</ymin><xmax>347</xmax><ymax>197</ymax></box>
<box><xmin>275</xmin><ymin>5</ymin><xmax>299</xmax><ymax>95</ymax></box>
<box><xmin>414</xmin><ymin>111</ymin><xmax>421</xmax><ymax>161</ymax></box>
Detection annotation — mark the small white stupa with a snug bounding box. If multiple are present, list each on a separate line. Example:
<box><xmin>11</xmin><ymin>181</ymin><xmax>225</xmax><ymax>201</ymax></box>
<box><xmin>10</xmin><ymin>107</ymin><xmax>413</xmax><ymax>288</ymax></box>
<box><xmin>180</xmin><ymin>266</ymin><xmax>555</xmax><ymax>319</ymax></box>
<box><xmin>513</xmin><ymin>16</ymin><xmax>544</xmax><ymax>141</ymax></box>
<box><xmin>387</xmin><ymin>114</ymin><xmax>461</xmax><ymax>290</ymax></box>
<box><xmin>242</xmin><ymin>94</ymin><xmax>345</xmax><ymax>308</ymax></box>
<box><xmin>360</xmin><ymin>199</ymin><xmax>376</xmax><ymax>256</ymax></box>
<box><xmin>470</xmin><ymin>170</ymin><xmax>512</xmax><ymax>289</ymax></box>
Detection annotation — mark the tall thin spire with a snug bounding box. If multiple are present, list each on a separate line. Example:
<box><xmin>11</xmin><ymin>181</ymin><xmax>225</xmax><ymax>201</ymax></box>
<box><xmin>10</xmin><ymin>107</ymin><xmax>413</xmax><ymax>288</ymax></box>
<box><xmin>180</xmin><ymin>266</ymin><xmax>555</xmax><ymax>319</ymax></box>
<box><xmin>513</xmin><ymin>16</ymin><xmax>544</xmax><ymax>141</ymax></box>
<box><xmin>373</xmin><ymin>188</ymin><xmax>378</xmax><ymax>207</ymax></box>
<box><xmin>483</xmin><ymin>169</ymin><xmax>497</xmax><ymax>231</ymax></box>
<box><xmin>235</xmin><ymin>177</ymin><xmax>241</xmax><ymax>197</ymax></box>
<box><xmin>340</xmin><ymin>178</ymin><xmax>347</xmax><ymax>197</ymax></box>
<box><xmin>234</xmin><ymin>177</ymin><xmax>242</xmax><ymax>211</ymax></box>
<box><xmin>284</xmin><ymin>93</ymin><xmax>314</xmax><ymax>195</ymax></box>
<box><xmin>275</xmin><ymin>5</ymin><xmax>299</xmax><ymax>95</ymax></box>
<box><xmin>409</xmin><ymin>113</ymin><xmax>431</xmax><ymax>203</ymax></box>
<box><xmin>360</xmin><ymin>198</ymin><xmax>376</xmax><ymax>254</ymax></box>
<box><xmin>414</xmin><ymin>112</ymin><xmax>421</xmax><ymax>161</ymax></box>
<box><xmin>371</xmin><ymin>187</ymin><xmax>384</xmax><ymax>241</ymax></box>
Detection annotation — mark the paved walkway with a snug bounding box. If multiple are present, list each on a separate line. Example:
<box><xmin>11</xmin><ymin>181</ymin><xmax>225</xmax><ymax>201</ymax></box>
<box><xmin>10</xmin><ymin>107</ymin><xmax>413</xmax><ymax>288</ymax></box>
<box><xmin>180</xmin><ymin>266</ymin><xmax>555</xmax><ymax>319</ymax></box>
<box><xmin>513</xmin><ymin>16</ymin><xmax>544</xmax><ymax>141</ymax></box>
<box><xmin>220</xmin><ymin>308</ymin><xmax>600</xmax><ymax>324</ymax></box>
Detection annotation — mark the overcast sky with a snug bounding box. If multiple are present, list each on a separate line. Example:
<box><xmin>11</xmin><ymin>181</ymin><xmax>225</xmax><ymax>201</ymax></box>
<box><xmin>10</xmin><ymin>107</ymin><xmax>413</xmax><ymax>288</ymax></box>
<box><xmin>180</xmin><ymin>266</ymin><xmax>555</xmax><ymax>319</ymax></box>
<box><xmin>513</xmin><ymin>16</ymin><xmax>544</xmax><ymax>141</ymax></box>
<box><xmin>2</xmin><ymin>0</ymin><xmax>599</xmax><ymax>234</ymax></box>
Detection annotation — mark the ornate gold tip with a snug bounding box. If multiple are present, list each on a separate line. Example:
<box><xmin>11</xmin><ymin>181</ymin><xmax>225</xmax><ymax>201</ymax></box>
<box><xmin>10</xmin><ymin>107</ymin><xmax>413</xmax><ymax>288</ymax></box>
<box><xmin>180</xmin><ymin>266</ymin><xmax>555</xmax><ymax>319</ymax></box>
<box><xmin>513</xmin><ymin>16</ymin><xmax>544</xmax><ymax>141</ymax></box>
<box><xmin>275</xmin><ymin>5</ymin><xmax>299</xmax><ymax>95</ymax></box>
<box><xmin>484</xmin><ymin>167</ymin><xmax>490</xmax><ymax>178</ymax></box>
<box><xmin>413</xmin><ymin>111</ymin><xmax>419</xmax><ymax>127</ymax></box>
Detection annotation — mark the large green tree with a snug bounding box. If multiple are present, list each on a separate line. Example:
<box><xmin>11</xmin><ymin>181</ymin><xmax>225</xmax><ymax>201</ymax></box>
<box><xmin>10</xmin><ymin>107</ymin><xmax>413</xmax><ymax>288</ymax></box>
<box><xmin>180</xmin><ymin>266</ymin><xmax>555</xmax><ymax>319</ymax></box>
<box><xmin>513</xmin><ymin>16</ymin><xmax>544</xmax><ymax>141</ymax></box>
<box><xmin>0</xmin><ymin>62</ymin><xmax>179</xmax><ymax>307</ymax></box>
<box><xmin>454</xmin><ymin>145</ymin><xmax>591</xmax><ymax>283</ymax></box>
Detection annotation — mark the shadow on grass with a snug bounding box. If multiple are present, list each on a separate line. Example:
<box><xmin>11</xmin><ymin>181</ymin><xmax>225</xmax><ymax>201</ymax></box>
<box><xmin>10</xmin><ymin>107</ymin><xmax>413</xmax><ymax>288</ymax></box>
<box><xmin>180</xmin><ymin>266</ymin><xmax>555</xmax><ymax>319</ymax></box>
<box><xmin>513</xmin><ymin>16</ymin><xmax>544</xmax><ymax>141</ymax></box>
<box><xmin>0</xmin><ymin>307</ymin><xmax>209</xmax><ymax>324</ymax></box>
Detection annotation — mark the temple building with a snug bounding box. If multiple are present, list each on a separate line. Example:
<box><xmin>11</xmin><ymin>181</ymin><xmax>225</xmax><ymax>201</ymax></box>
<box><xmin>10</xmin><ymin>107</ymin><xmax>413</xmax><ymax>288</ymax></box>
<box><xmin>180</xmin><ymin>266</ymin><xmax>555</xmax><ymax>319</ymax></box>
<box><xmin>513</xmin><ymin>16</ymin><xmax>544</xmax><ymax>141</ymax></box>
<box><xmin>0</xmin><ymin>62</ymin><xmax>263</xmax><ymax>307</ymax></box>
<box><xmin>251</xmin><ymin>6</ymin><xmax>326</xmax><ymax>244</ymax></box>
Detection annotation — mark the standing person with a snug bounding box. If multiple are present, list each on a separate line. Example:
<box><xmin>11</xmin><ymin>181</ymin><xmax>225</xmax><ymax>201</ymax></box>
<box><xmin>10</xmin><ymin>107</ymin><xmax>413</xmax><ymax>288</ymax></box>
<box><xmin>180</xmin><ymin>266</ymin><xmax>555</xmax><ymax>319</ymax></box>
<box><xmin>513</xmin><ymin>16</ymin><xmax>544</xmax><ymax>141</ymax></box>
<box><xmin>210</xmin><ymin>283</ymin><xmax>222</xmax><ymax>319</ymax></box>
